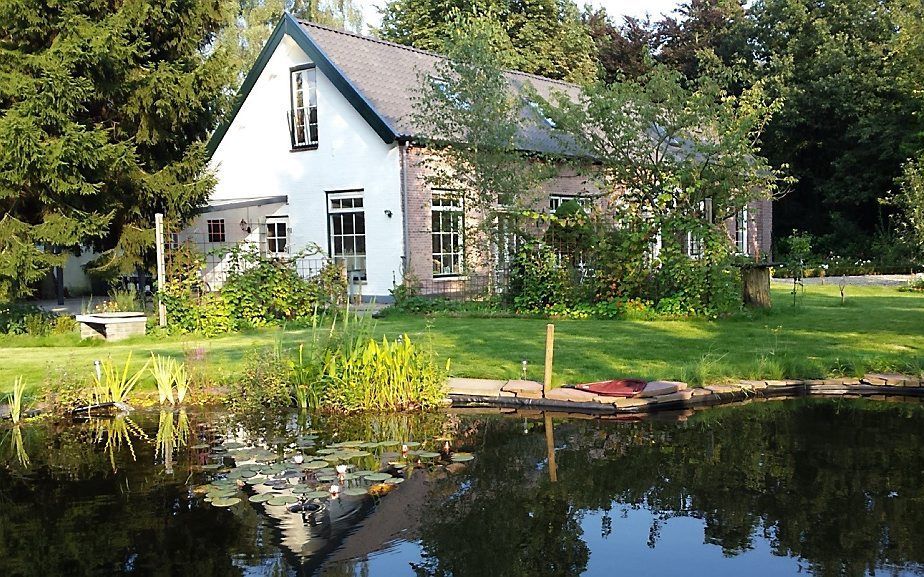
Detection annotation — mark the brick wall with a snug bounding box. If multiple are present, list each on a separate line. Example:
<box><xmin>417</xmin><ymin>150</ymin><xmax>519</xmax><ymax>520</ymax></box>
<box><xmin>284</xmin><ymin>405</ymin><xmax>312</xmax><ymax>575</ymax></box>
<box><xmin>402</xmin><ymin>144</ymin><xmax>775</xmax><ymax>292</ymax></box>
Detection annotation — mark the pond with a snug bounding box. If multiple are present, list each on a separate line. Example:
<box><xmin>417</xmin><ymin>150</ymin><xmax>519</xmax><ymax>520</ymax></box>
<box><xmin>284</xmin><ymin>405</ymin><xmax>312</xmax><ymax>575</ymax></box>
<box><xmin>1</xmin><ymin>399</ymin><xmax>924</xmax><ymax>577</ymax></box>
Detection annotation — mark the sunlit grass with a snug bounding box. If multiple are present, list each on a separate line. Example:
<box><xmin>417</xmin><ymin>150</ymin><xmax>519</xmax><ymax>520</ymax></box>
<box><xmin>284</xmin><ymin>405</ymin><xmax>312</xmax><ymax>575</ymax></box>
<box><xmin>0</xmin><ymin>284</ymin><xmax>921</xmax><ymax>391</ymax></box>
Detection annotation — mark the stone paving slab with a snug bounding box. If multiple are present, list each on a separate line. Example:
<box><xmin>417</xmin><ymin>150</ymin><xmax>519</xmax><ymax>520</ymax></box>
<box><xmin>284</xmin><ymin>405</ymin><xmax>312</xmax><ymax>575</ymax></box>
<box><xmin>448</xmin><ymin>374</ymin><xmax>924</xmax><ymax>415</ymax></box>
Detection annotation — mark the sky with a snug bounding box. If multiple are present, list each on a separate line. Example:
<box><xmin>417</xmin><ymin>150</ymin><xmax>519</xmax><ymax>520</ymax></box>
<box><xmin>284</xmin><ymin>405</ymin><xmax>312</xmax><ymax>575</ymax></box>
<box><xmin>359</xmin><ymin>0</ymin><xmax>683</xmax><ymax>32</ymax></box>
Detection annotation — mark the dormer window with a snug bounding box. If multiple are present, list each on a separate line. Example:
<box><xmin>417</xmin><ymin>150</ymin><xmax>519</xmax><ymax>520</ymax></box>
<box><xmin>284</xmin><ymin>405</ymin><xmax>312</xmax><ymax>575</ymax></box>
<box><xmin>289</xmin><ymin>65</ymin><xmax>318</xmax><ymax>149</ymax></box>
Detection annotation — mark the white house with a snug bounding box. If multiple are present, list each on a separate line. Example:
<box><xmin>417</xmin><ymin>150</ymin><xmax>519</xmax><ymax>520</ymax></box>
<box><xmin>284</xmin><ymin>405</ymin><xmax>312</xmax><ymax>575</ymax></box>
<box><xmin>176</xmin><ymin>14</ymin><xmax>773</xmax><ymax>301</ymax></box>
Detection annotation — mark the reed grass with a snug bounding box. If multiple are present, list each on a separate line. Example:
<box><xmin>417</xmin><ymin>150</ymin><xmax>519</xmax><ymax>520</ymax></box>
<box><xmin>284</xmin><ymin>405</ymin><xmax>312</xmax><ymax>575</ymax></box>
<box><xmin>7</xmin><ymin>376</ymin><xmax>26</xmax><ymax>424</ymax></box>
<box><xmin>150</xmin><ymin>355</ymin><xmax>176</xmax><ymax>405</ymax></box>
<box><xmin>174</xmin><ymin>363</ymin><xmax>191</xmax><ymax>404</ymax></box>
<box><xmin>93</xmin><ymin>353</ymin><xmax>149</xmax><ymax>405</ymax></box>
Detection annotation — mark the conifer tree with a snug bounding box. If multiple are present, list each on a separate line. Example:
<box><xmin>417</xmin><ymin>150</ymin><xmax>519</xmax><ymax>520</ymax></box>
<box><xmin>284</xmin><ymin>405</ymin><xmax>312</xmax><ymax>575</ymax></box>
<box><xmin>0</xmin><ymin>0</ymin><xmax>236</xmax><ymax>299</ymax></box>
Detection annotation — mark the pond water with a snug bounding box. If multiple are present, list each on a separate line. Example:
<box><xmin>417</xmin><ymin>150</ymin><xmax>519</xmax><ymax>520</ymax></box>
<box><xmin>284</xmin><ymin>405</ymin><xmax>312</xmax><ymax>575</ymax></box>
<box><xmin>2</xmin><ymin>399</ymin><xmax>924</xmax><ymax>577</ymax></box>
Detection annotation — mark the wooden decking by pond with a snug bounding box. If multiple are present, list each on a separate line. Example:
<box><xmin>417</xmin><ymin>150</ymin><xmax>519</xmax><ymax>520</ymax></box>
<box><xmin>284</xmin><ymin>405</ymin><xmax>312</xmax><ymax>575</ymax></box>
<box><xmin>447</xmin><ymin>373</ymin><xmax>924</xmax><ymax>414</ymax></box>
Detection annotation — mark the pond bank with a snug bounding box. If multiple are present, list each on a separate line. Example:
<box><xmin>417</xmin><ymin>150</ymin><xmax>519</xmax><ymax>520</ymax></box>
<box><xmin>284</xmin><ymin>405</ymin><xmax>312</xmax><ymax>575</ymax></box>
<box><xmin>447</xmin><ymin>374</ymin><xmax>924</xmax><ymax>414</ymax></box>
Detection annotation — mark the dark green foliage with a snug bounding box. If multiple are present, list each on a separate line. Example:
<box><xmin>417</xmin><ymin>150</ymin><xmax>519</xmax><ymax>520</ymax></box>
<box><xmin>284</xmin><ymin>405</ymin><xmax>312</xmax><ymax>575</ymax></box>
<box><xmin>161</xmin><ymin>244</ymin><xmax>346</xmax><ymax>336</ymax></box>
<box><xmin>220</xmin><ymin>245</ymin><xmax>345</xmax><ymax>328</ymax></box>
<box><xmin>380</xmin><ymin>0</ymin><xmax>597</xmax><ymax>83</ymax></box>
<box><xmin>0</xmin><ymin>0</ymin><xmax>236</xmax><ymax>299</ymax></box>
<box><xmin>0</xmin><ymin>303</ymin><xmax>64</xmax><ymax>335</ymax></box>
<box><xmin>226</xmin><ymin>348</ymin><xmax>291</xmax><ymax>413</ymax></box>
<box><xmin>508</xmin><ymin>242</ymin><xmax>573</xmax><ymax>312</ymax></box>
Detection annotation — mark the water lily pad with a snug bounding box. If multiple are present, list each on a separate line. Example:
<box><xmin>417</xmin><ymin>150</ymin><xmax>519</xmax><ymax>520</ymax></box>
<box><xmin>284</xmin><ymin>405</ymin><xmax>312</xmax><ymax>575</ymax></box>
<box><xmin>266</xmin><ymin>495</ymin><xmax>298</xmax><ymax>506</ymax></box>
<box><xmin>451</xmin><ymin>453</ymin><xmax>474</xmax><ymax>462</ymax></box>
<box><xmin>281</xmin><ymin>470</ymin><xmax>302</xmax><ymax>479</ymax></box>
<box><xmin>384</xmin><ymin>477</ymin><xmax>405</xmax><ymax>485</ymax></box>
<box><xmin>244</xmin><ymin>477</ymin><xmax>264</xmax><ymax>485</ymax></box>
<box><xmin>388</xmin><ymin>461</ymin><xmax>407</xmax><ymax>469</ymax></box>
<box><xmin>249</xmin><ymin>493</ymin><xmax>274</xmax><ymax>503</ymax></box>
<box><xmin>224</xmin><ymin>442</ymin><xmax>246</xmax><ymax>450</ymax></box>
<box><xmin>200</xmin><ymin>464</ymin><xmax>221</xmax><ymax>471</ymax></box>
<box><xmin>305</xmin><ymin>460</ymin><xmax>329</xmax><ymax>469</ymax></box>
<box><xmin>302</xmin><ymin>490</ymin><xmax>330</xmax><ymax>500</ymax></box>
<box><xmin>402</xmin><ymin>442</ymin><xmax>421</xmax><ymax>448</ymax></box>
<box><xmin>364</xmin><ymin>473</ymin><xmax>392</xmax><ymax>482</ymax></box>
<box><xmin>352</xmin><ymin>470</ymin><xmax>375</xmax><ymax>477</ymax></box>
<box><xmin>291</xmin><ymin>485</ymin><xmax>314</xmax><ymax>494</ymax></box>
<box><xmin>316</xmin><ymin>475</ymin><xmax>335</xmax><ymax>483</ymax></box>
<box><xmin>342</xmin><ymin>487</ymin><xmax>368</xmax><ymax>497</ymax></box>
<box><xmin>212</xmin><ymin>497</ymin><xmax>241</xmax><ymax>507</ymax></box>
<box><xmin>316</xmin><ymin>448</ymin><xmax>336</xmax><ymax>455</ymax></box>
<box><xmin>358</xmin><ymin>442</ymin><xmax>380</xmax><ymax>449</ymax></box>
<box><xmin>264</xmin><ymin>480</ymin><xmax>289</xmax><ymax>490</ymax></box>
<box><xmin>346</xmin><ymin>451</ymin><xmax>371</xmax><ymax>459</ymax></box>
<box><xmin>418</xmin><ymin>452</ymin><xmax>440</xmax><ymax>459</ymax></box>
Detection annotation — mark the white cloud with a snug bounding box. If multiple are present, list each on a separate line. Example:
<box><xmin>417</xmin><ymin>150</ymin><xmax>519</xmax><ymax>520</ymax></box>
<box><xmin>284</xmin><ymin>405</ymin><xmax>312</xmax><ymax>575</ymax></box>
<box><xmin>358</xmin><ymin>0</ymin><xmax>683</xmax><ymax>35</ymax></box>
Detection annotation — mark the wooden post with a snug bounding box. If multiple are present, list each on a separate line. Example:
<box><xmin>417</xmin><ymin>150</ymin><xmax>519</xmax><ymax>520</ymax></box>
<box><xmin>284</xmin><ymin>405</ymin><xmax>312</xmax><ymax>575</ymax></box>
<box><xmin>154</xmin><ymin>213</ymin><xmax>167</xmax><ymax>327</ymax></box>
<box><xmin>543</xmin><ymin>323</ymin><xmax>555</xmax><ymax>397</ymax></box>
<box><xmin>742</xmin><ymin>265</ymin><xmax>772</xmax><ymax>308</ymax></box>
<box><xmin>544</xmin><ymin>412</ymin><xmax>558</xmax><ymax>483</ymax></box>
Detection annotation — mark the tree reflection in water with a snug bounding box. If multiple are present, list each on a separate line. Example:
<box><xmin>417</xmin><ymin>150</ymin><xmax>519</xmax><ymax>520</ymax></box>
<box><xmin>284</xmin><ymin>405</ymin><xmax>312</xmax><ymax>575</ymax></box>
<box><xmin>0</xmin><ymin>400</ymin><xmax>923</xmax><ymax>577</ymax></box>
<box><xmin>412</xmin><ymin>400</ymin><xmax>924</xmax><ymax>577</ymax></box>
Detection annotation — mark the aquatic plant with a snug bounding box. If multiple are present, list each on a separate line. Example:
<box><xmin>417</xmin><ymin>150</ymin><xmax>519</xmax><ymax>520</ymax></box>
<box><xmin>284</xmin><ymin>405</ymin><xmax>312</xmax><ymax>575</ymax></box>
<box><xmin>7</xmin><ymin>376</ymin><xmax>26</xmax><ymax>424</ymax></box>
<box><xmin>321</xmin><ymin>333</ymin><xmax>448</xmax><ymax>412</ymax></box>
<box><xmin>92</xmin><ymin>353</ymin><xmax>149</xmax><ymax>405</ymax></box>
<box><xmin>174</xmin><ymin>363</ymin><xmax>191</xmax><ymax>404</ymax></box>
<box><xmin>150</xmin><ymin>354</ymin><xmax>177</xmax><ymax>405</ymax></box>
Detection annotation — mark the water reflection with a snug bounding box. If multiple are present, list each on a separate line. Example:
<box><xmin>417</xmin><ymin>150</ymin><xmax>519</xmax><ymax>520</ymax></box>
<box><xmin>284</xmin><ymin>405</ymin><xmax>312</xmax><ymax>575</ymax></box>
<box><xmin>0</xmin><ymin>400</ymin><xmax>923</xmax><ymax>577</ymax></box>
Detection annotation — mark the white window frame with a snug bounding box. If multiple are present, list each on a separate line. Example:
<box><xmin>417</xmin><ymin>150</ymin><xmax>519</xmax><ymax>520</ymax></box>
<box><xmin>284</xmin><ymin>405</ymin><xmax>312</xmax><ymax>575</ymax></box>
<box><xmin>549</xmin><ymin>195</ymin><xmax>592</xmax><ymax>213</ymax></box>
<box><xmin>327</xmin><ymin>192</ymin><xmax>366</xmax><ymax>282</ymax></box>
<box><xmin>266</xmin><ymin>217</ymin><xmax>289</xmax><ymax>256</ymax></box>
<box><xmin>290</xmin><ymin>65</ymin><xmax>318</xmax><ymax>149</ymax></box>
<box><xmin>686</xmin><ymin>198</ymin><xmax>712</xmax><ymax>259</ymax></box>
<box><xmin>431</xmin><ymin>191</ymin><xmax>464</xmax><ymax>277</ymax></box>
<box><xmin>206</xmin><ymin>219</ymin><xmax>226</xmax><ymax>243</ymax></box>
<box><xmin>735</xmin><ymin>208</ymin><xmax>749</xmax><ymax>255</ymax></box>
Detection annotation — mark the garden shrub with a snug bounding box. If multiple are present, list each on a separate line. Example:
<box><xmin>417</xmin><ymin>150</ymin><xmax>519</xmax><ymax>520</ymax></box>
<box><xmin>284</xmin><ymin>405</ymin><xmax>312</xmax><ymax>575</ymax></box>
<box><xmin>161</xmin><ymin>244</ymin><xmax>345</xmax><ymax>336</ymax></box>
<box><xmin>0</xmin><ymin>303</ymin><xmax>54</xmax><ymax>334</ymax></box>
<box><xmin>226</xmin><ymin>348</ymin><xmax>292</xmax><ymax>413</ymax></box>
<box><xmin>508</xmin><ymin>241</ymin><xmax>573</xmax><ymax>311</ymax></box>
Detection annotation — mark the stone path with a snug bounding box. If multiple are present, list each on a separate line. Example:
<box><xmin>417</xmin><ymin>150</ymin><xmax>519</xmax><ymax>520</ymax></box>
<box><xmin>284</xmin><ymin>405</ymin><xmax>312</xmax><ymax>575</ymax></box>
<box><xmin>446</xmin><ymin>374</ymin><xmax>924</xmax><ymax>415</ymax></box>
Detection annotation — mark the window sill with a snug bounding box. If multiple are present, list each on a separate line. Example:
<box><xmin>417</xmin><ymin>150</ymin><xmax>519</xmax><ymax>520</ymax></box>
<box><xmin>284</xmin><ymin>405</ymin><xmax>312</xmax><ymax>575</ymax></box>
<box><xmin>432</xmin><ymin>275</ymin><xmax>467</xmax><ymax>282</ymax></box>
<box><xmin>290</xmin><ymin>144</ymin><xmax>319</xmax><ymax>152</ymax></box>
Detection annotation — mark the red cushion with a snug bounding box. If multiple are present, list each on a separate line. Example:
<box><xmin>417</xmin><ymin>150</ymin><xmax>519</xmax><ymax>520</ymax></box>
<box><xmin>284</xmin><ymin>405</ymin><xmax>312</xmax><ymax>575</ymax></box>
<box><xmin>573</xmin><ymin>379</ymin><xmax>647</xmax><ymax>397</ymax></box>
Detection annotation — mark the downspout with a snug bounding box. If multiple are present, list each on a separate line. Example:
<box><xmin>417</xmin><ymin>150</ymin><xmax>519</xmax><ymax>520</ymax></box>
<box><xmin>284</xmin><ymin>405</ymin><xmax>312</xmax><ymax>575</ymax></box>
<box><xmin>398</xmin><ymin>140</ymin><xmax>411</xmax><ymax>282</ymax></box>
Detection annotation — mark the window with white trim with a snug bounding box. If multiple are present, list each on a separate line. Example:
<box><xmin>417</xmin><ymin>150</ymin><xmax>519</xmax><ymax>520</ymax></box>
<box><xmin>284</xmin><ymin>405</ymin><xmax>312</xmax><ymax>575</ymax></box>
<box><xmin>686</xmin><ymin>198</ymin><xmax>711</xmax><ymax>259</ymax></box>
<box><xmin>431</xmin><ymin>192</ymin><xmax>463</xmax><ymax>277</ymax></box>
<box><xmin>328</xmin><ymin>193</ymin><xmax>365</xmax><ymax>281</ymax></box>
<box><xmin>266</xmin><ymin>218</ymin><xmax>288</xmax><ymax>255</ymax></box>
<box><xmin>290</xmin><ymin>66</ymin><xmax>318</xmax><ymax>149</ymax></box>
<box><xmin>206</xmin><ymin>219</ymin><xmax>225</xmax><ymax>243</ymax></box>
<box><xmin>735</xmin><ymin>208</ymin><xmax>748</xmax><ymax>254</ymax></box>
<box><xmin>549</xmin><ymin>195</ymin><xmax>591</xmax><ymax>213</ymax></box>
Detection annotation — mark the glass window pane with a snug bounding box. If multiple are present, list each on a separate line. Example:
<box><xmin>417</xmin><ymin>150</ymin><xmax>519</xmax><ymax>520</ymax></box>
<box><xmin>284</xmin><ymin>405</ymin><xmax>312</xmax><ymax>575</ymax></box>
<box><xmin>343</xmin><ymin>215</ymin><xmax>354</xmax><ymax>234</ymax></box>
<box><xmin>355</xmin><ymin>236</ymin><xmax>365</xmax><ymax>254</ymax></box>
<box><xmin>355</xmin><ymin>214</ymin><xmax>364</xmax><ymax>234</ymax></box>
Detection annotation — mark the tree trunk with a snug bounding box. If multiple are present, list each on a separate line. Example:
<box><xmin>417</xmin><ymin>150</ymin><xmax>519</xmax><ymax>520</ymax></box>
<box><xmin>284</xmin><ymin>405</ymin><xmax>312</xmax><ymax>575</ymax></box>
<box><xmin>742</xmin><ymin>267</ymin><xmax>771</xmax><ymax>308</ymax></box>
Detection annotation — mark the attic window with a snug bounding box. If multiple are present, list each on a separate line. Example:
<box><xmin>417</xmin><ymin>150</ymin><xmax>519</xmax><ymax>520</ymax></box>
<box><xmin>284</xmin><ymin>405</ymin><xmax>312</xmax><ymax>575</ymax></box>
<box><xmin>289</xmin><ymin>65</ymin><xmax>318</xmax><ymax>149</ymax></box>
<box><xmin>528</xmin><ymin>100</ymin><xmax>556</xmax><ymax>128</ymax></box>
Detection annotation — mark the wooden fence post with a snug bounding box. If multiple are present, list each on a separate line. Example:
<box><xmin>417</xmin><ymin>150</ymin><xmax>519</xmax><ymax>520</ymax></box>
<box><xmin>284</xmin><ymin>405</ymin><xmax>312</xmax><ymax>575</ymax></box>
<box><xmin>154</xmin><ymin>213</ymin><xmax>167</xmax><ymax>328</ymax></box>
<box><xmin>543</xmin><ymin>323</ymin><xmax>555</xmax><ymax>398</ymax></box>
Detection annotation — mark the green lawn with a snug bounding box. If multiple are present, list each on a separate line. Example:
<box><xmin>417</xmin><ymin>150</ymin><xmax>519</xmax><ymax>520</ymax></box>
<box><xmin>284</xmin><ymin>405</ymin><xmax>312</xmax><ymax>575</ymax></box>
<box><xmin>1</xmin><ymin>284</ymin><xmax>922</xmax><ymax>395</ymax></box>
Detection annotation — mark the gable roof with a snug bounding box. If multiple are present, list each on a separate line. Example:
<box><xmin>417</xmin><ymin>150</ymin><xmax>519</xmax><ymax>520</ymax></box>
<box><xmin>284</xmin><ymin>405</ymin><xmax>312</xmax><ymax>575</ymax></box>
<box><xmin>296</xmin><ymin>19</ymin><xmax>580</xmax><ymax>153</ymax></box>
<box><xmin>207</xmin><ymin>13</ymin><xmax>579</xmax><ymax>157</ymax></box>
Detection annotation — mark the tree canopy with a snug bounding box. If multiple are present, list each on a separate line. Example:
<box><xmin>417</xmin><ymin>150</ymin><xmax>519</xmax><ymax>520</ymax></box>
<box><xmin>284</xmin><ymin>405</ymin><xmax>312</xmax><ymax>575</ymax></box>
<box><xmin>0</xmin><ymin>0</ymin><xmax>236</xmax><ymax>299</ymax></box>
<box><xmin>379</xmin><ymin>0</ymin><xmax>598</xmax><ymax>84</ymax></box>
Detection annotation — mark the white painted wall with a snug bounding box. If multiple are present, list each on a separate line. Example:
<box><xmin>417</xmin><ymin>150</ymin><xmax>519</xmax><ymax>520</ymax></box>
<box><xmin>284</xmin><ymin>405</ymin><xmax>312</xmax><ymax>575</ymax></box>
<box><xmin>207</xmin><ymin>34</ymin><xmax>404</xmax><ymax>298</ymax></box>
